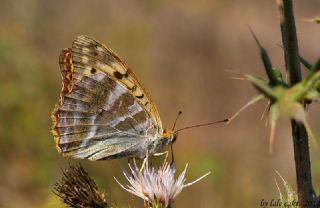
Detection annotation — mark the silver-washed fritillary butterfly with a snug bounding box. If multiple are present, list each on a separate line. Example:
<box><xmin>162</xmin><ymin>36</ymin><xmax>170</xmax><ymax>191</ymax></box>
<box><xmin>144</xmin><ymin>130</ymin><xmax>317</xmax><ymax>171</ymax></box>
<box><xmin>51</xmin><ymin>36</ymin><xmax>177</xmax><ymax>160</ymax></box>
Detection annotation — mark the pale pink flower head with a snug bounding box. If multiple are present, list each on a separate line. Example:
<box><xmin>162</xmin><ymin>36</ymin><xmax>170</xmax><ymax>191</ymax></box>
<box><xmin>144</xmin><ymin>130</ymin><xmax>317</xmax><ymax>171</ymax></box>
<box><xmin>115</xmin><ymin>162</ymin><xmax>210</xmax><ymax>208</ymax></box>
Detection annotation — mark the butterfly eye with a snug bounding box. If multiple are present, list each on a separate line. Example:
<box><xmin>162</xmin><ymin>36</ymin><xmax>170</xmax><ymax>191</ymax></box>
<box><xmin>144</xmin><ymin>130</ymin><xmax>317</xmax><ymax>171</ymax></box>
<box><xmin>171</xmin><ymin>133</ymin><xmax>178</xmax><ymax>143</ymax></box>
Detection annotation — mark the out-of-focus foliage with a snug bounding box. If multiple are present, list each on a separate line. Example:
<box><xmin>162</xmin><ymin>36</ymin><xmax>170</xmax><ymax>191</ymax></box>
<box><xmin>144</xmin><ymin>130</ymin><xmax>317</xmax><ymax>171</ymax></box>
<box><xmin>1</xmin><ymin>0</ymin><xmax>320</xmax><ymax>208</ymax></box>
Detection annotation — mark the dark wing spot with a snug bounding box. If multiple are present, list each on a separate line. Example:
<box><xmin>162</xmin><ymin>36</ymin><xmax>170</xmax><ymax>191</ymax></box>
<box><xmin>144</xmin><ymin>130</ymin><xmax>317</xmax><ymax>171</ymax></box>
<box><xmin>124</xmin><ymin>72</ymin><xmax>129</xmax><ymax>78</ymax></box>
<box><xmin>136</xmin><ymin>94</ymin><xmax>144</xmax><ymax>99</ymax></box>
<box><xmin>90</xmin><ymin>68</ymin><xmax>97</xmax><ymax>74</ymax></box>
<box><xmin>114</xmin><ymin>71</ymin><xmax>123</xmax><ymax>79</ymax></box>
<box><xmin>131</xmin><ymin>85</ymin><xmax>137</xmax><ymax>92</ymax></box>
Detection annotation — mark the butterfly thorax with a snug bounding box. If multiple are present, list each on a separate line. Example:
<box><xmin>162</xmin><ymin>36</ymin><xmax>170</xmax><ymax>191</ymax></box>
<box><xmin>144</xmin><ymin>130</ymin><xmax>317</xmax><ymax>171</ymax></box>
<box><xmin>158</xmin><ymin>129</ymin><xmax>177</xmax><ymax>147</ymax></box>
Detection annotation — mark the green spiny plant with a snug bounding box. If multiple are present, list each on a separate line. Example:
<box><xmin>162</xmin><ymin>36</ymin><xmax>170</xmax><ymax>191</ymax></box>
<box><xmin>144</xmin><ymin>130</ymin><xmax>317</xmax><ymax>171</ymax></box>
<box><xmin>229</xmin><ymin>0</ymin><xmax>320</xmax><ymax>206</ymax></box>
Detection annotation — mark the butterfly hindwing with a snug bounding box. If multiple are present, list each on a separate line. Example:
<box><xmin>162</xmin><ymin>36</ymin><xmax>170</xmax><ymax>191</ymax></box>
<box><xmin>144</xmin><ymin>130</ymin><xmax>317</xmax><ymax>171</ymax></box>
<box><xmin>51</xmin><ymin>36</ymin><xmax>162</xmax><ymax>160</ymax></box>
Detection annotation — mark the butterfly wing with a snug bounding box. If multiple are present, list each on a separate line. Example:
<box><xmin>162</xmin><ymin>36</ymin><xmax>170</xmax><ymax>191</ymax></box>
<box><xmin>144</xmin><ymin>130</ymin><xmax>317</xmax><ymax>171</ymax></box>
<box><xmin>51</xmin><ymin>36</ymin><xmax>163</xmax><ymax>160</ymax></box>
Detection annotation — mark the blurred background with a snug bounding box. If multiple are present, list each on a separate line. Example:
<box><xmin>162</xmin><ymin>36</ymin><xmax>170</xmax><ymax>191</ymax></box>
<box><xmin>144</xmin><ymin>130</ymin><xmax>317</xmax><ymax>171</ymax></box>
<box><xmin>0</xmin><ymin>0</ymin><xmax>320</xmax><ymax>207</ymax></box>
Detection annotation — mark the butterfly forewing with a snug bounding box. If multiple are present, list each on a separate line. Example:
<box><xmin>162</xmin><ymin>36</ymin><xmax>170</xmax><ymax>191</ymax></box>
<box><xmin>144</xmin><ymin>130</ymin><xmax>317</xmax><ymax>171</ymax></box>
<box><xmin>72</xmin><ymin>36</ymin><xmax>162</xmax><ymax>128</ymax></box>
<box><xmin>51</xmin><ymin>36</ymin><xmax>163</xmax><ymax>160</ymax></box>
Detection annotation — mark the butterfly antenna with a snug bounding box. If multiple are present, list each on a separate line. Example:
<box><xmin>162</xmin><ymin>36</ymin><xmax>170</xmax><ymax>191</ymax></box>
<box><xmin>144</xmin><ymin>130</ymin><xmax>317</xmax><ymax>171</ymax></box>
<box><xmin>175</xmin><ymin>118</ymin><xmax>229</xmax><ymax>133</ymax></box>
<box><xmin>172</xmin><ymin>111</ymin><xmax>182</xmax><ymax>130</ymax></box>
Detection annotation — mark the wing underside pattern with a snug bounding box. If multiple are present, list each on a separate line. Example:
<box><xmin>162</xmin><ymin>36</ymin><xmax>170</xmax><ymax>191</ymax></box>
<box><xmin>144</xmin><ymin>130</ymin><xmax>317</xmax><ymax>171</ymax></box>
<box><xmin>51</xmin><ymin>36</ymin><xmax>161</xmax><ymax>160</ymax></box>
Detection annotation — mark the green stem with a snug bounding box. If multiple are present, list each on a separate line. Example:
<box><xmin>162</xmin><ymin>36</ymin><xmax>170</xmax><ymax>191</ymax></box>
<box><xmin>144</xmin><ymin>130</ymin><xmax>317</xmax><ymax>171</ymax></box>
<box><xmin>277</xmin><ymin>0</ymin><xmax>317</xmax><ymax>206</ymax></box>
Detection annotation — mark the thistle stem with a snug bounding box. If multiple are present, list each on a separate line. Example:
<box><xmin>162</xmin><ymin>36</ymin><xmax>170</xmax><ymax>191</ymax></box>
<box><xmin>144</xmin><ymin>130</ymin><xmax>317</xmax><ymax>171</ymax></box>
<box><xmin>277</xmin><ymin>0</ymin><xmax>317</xmax><ymax>206</ymax></box>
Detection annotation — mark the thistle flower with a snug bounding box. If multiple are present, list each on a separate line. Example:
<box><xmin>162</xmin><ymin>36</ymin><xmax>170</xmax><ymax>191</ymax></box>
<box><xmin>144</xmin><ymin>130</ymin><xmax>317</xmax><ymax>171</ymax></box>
<box><xmin>53</xmin><ymin>163</ymin><xmax>108</xmax><ymax>208</ymax></box>
<box><xmin>115</xmin><ymin>162</ymin><xmax>210</xmax><ymax>208</ymax></box>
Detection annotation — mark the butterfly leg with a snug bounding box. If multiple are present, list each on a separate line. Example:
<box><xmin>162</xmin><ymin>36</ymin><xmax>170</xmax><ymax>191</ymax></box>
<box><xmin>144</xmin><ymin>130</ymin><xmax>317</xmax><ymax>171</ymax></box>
<box><xmin>127</xmin><ymin>157</ymin><xmax>134</xmax><ymax>166</ymax></box>
<box><xmin>170</xmin><ymin>144</ymin><xmax>175</xmax><ymax>166</ymax></box>
<box><xmin>139</xmin><ymin>150</ymin><xmax>150</xmax><ymax>172</ymax></box>
<box><xmin>153</xmin><ymin>151</ymin><xmax>169</xmax><ymax>170</ymax></box>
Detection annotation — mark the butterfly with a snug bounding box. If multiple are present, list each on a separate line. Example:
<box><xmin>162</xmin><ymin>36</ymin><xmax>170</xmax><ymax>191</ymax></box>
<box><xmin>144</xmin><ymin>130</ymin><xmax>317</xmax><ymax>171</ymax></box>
<box><xmin>51</xmin><ymin>35</ymin><xmax>177</xmax><ymax>161</ymax></box>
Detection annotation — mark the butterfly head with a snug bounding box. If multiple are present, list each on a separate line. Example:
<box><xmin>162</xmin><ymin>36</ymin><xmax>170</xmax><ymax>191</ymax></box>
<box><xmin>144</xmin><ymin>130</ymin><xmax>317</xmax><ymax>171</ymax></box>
<box><xmin>162</xmin><ymin>129</ymin><xmax>178</xmax><ymax>145</ymax></box>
